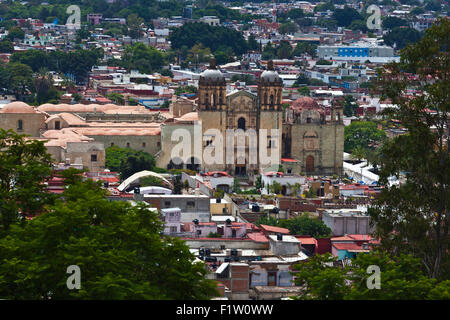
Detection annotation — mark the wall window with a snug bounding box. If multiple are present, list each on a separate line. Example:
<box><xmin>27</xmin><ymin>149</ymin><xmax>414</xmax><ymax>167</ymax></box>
<box><xmin>126</xmin><ymin>142</ymin><xmax>130</xmax><ymax>148</ymax></box>
<box><xmin>111</xmin><ymin>142</ymin><xmax>114</xmax><ymax>147</ymax></box>
<box><xmin>187</xmin><ymin>201</ymin><xmax>195</xmax><ymax>208</ymax></box>
<box><xmin>142</xmin><ymin>142</ymin><xmax>146</xmax><ymax>148</ymax></box>
<box><xmin>170</xmin><ymin>226</ymin><xmax>177</xmax><ymax>233</ymax></box>
<box><xmin>164</xmin><ymin>201</ymin><xmax>171</xmax><ymax>207</ymax></box>
<box><xmin>55</xmin><ymin>121</ymin><xmax>60</xmax><ymax>130</ymax></box>
<box><xmin>17</xmin><ymin>120</ymin><xmax>23</xmax><ymax>131</ymax></box>
<box><xmin>91</xmin><ymin>154</ymin><xmax>97</xmax><ymax>162</ymax></box>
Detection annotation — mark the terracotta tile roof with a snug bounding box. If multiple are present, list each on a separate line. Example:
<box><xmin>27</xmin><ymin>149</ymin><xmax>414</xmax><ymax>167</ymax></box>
<box><xmin>260</xmin><ymin>224</ymin><xmax>290</xmax><ymax>234</ymax></box>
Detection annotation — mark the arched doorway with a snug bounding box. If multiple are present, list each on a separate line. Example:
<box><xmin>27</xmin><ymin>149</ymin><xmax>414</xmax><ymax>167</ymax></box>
<box><xmin>186</xmin><ymin>157</ymin><xmax>200</xmax><ymax>172</ymax></box>
<box><xmin>238</xmin><ymin>117</ymin><xmax>246</xmax><ymax>130</ymax></box>
<box><xmin>168</xmin><ymin>158</ymin><xmax>183</xmax><ymax>170</ymax></box>
<box><xmin>305</xmin><ymin>155</ymin><xmax>315</xmax><ymax>172</ymax></box>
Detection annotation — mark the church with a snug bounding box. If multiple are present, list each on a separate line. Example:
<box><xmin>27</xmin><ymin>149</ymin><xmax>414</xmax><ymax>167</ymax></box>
<box><xmin>158</xmin><ymin>59</ymin><xmax>344</xmax><ymax>177</ymax></box>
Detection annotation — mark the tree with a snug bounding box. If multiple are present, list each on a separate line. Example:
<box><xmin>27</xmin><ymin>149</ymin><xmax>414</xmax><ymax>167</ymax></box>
<box><xmin>187</xmin><ymin>43</ymin><xmax>212</xmax><ymax>65</ymax></box>
<box><xmin>121</xmin><ymin>43</ymin><xmax>164</xmax><ymax>74</ymax></box>
<box><xmin>292</xmin><ymin>42</ymin><xmax>317</xmax><ymax>57</ymax></box>
<box><xmin>292</xmin><ymin>253</ymin><xmax>349</xmax><ymax>300</ymax></box>
<box><xmin>279</xmin><ymin>22</ymin><xmax>298</xmax><ymax>35</ymax></box>
<box><xmin>6</xmin><ymin>62</ymin><xmax>33</xmax><ymax>100</ymax></box>
<box><xmin>332</xmin><ymin>7</ymin><xmax>362</xmax><ymax>28</ymax></box>
<box><xmin>343</xmin><ymin>95</ymin><xmax>357</xmax><ymax>117</ymax></box>
<box><xmin>33</xmin><ymin>71</ymin><xmax>59</xmax><ymax>105</ymax></box>
<box><xmin>6</xmin><ymin>26</ymin><xmax>25</xmax><ymax>41</ymax></box>
<box><xmin>292</xmin><ymin>251</ymin><xmax>450</xmax><ymax>300</ymax></box>
<box><xmin>0</xmin><ymin>129</ymin><xmax>53</xmax><ymax>233</ymax></box>
<box><xmin>0</xmin><ymin>40</ymin><xmax>14</xmax><ymax>53</ymax></box>
<box><xmin>278</xmin><ymin>215</ymin><xmax>331</xmax><ymax>238</ymax></box>
<box><xmin>169</xmin><ymin>22</ymin><xmax>248</xmax><ymax>57</ymax></box>
<box><xmin>0</xmin><ymin>173</ymin><xmax>218</xmax><ymax>299</ymax></box>
<box><xmin>382</xmin><ymin>17</ymin><xmax>408</xmax><ymax>30</ymax></box>
<box><xmin>255</xmin><ymin>216</ymin><xmax>278</xmax><ymax>227</ymax></box>
<box><xmin>107</xmin><ymin>92</ymin><xmax>125</xmax><ymax>105</ymax></box>
<box><xmin>232</xmin><ymin>178</ymin><xmax>241</xmax><ymax>193</ymax></box>
<box><xmin>276</xmin><ymin>41</ymin><xmax>293</xmax><ymax>59</ymax></box>
<box><xmin>344</xmin><ymin>121</ymin><xmax>386</xmax><ymax>153</ymax></box>
<box><xmin>247</xmin><ymin>34</ymin><xmax>259</xmax><ymax>51</ymax></box>
<box><xmin>370</xmin><ymin>19</ymin><xmax>450</xmax><ymax>280</ymax></box>
<box><xmin>105</xmin><ymin>146</ymin><xmax>156</xmax><ymax>180</ymax></box>
<box><xmin>173</xmin><ymin>175</ymin><xmax>183</xmax><ymax>195</ymax></box>
<box><xmin>297</xmin><ymin>86</ymin><xmax>310</xmax><ymax>96</ymax></box>
<box><xmin>127</xmin><ymin>13</ymin><xmax>144</xmax><ymax>39</ymax></box>
<box><xmin>383</xmin><ymin>27</ymin><xmax>422</xmax><ymax>50</ymax></box>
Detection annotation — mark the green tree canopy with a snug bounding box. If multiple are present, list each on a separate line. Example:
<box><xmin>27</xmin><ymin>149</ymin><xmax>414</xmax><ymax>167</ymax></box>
<box><xmin>0</xmin><ymin>174</ymin><xmax>218</xmax><ymax>299</ymax></box>
<box><xmin>344</xmin><ymin>121</ymin><xmax>386</xmax><ymax>153</ymax></box>
<box><xmin>371</xmin><ymin>19</ymin><xmax>450</xmax><ymax>280</ymax></box>
<box><xmin>292</xmin><ymin>251</ymin><xmax>450</xmax><ymax>300</ymax></box>
<box><xmin>105</xmin><ymin>146</ymin><xmax>156</xmax><ymax>180</ymax></box>
<box><xmin>121</xmin><ymin>42</ymin><xmax>164</xmax><ymax>74</ymax></box>
<box><xmin>0</xmin><ymin>129</ymin><xmax>54</xmax><ymax>233</ymax></box>
<box><xmin>278</xmin><ymin>215</ymin><xmax>331</xmax><ymax>238</ymax></box>
<box><xmin>169</xmin><ymin>22</ymin><xmax>248</xmax><ymax>57</ymax></box>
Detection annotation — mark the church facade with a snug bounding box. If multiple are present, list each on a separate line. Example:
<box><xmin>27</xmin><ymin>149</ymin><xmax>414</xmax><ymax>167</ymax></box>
<box><xmin>158</xmin><ymin>60</ymin><xmax>344</xmax><ymax>177</ymax></box>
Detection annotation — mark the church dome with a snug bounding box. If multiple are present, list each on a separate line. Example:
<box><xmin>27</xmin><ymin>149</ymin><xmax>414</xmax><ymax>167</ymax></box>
<box><xmin>200</xmin><ymin>69</ymin><xmax>224</xmax><ymax>81</ymax></box>
<box><xmin>199</xmin><ymin>58</ymin><xmax>224</xmax><ymax>82</ymax></box>
<box><xmin>260</xmin><ymin>60</ymin><xmax>280</xmax><ymax>82</ymax></box>
<box><xmin>291</xmin><ymin>97</ymin><xmax>323</xmax><ymax>115</ymax></box>
<box><xmin>0</xmin><ymin>101</ymin><xmax>36</xmax><ymax>114</ymax></box>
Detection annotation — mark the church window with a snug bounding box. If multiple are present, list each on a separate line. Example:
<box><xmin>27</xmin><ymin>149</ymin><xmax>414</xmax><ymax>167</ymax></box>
<box><xmin>17</xmin><ymin>120</ymin><xmax>23</xmax><ymax>131</ymax></box>
<box><xmin>238</xmin><ymin>117</ymin><xmax>246</xmax><ymax>130</ymax></box>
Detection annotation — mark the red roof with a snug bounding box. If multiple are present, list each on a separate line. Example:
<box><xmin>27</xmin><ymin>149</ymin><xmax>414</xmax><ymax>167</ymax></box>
<box><xmin>281</xmin><ymin>158</ymin><xmax>299</xmax><ymax>163</ymax></box>
<box><xmin>295</xmin><ymin>236</ymin><xmax>318</xmax><ymax>245</ymax></box>
<box><xmin>247</xmin><ymin>232</ymin><xmax>269</xmax><ymax>243</ymax></box>
<box><xmin>348</xmin><ymin>234</ymin><xmax>373</xmax><ymax>241</ymax></box>
<box><xmin>260</xmin><ymin>224</ymin><xmax>290</xmax><ymax>234</ymax></box>
<box><xmin>332</xmin><ymin>243</ymin><xmax>365</xmax><ymax>251</ymax></box>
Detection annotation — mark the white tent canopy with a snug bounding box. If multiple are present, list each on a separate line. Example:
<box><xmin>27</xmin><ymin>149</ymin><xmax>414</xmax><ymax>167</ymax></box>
<box><xmin>127</xmin><ymin>186</ymin><xmax>172</xmax><ymax>195</ymax></box>
<box><xmin>118</xmin><ymin>170</ymin><xmax>173</xmax><ymax>192</ymax></box>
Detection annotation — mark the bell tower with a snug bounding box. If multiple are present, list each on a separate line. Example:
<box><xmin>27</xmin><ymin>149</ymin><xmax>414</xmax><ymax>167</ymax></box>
<box><xmin>198</xmin><ymin>58</ymin><xmax>226</xmax><ymax>111</ymax></box>
<box><xmin>258</xmin><ymin>60</ymin><xmax>283</xmax><ymax>111</ymax></box>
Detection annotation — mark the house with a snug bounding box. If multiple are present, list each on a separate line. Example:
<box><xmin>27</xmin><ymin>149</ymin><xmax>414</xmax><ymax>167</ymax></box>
<box><xmin>331</xmin><ymin>234</ymin><xmax>377</xmax><ymax>260</ymax></box>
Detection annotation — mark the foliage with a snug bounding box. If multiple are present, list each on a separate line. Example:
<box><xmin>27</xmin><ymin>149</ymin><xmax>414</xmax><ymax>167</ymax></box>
<box><xmin>175</xmin><ymin>85</ymin><xmax>198</xmax><ymax>96</ymax></box>
<box><xmin>0</xmin><ymin>40</ymin><xmax>14</xmax><ymax>53</ymax></box>
<box><xmin>140</xmin><ymin>176</ymin><xmax>165</xmax><ymax>188</ymax></box>
<box><xmin>292</xmin><ymin>42</ymin><xmax>317</xmax><ymax>57</ymax></box>
<box><xmin>316</xmin><ymin>59</ymin><xmax>332</xmax><ymax>65</ymax></box>
<box><xmin>383</xmin><ymin>27</ymin><xmax>422</xmax><ymax>50</ymax></box>
<box><xmin>105</xmin><ymin>146</ymin><xmax>156</xmax><ymax>181</ymax></box>
<box><xmin>6</xmin><ymin>26</ymin><xmax>25</xmax><ymax>41</ymax></box>
<box><xmin>292</xmin><ymin>253</ymin><xmax>349</xmax><ymax>300</ymax></box>
<box><xmin>0</xmin><ymin>175</ymin><xmax>218</xmax><ymax>299</ymax></box>
<box><xmin>278</xmin><ymin>215</ymin><xmax>331</xmax><ymax>238</ymax></box>
<box><xmin>121</xmin><ymin>42</ymin><xmax>164</xmax><ymax>74</ymax></box>
<box><xmin>371</xmin><ymin>19</ymin><xmax>450</xmax><ymax>280</ymax></box>
<box><xmin>10</xmin><ymin>48</ymin><xmax>103</xmax><ymax>82</ymax></box>
<box><xmin>332</xmin><ymin>7</ymin><xmax>363</xmax><ymax>28</ymax></box>
<box><xmin>172</xmin><ymin>175</ymin><xmax>183</xmax><ymax>195</ymax></box>
<box><xmin>382</xmin><ymin>17</ymin><xmax>409</xmax><ymax>30</ymax></box>
<box><xmin>344</xmin><ymin>121</ymin><xmax>386</xmax><ymax>153</ymax></box>
<box><xmin>297</xmin><ymin>86</ymin><xmax>310</xmax><ymax>96</ymax></box>
<box><xmin>169</xmin><ymin>22</ymin><xmax>248</xmax><ymax>57</ymax></box>
<box><xmin>207</xmin><ymin>232</ymin><xmax>222</xmax><ymax>238</ymax></box>
<box><xmin>0</xmin><ymin>129</ymin><xmax>54</xmax><ymax>233</ymax></box>
<box><xmin>254</xmin><ymin>216</ymin><xmax>278</xmax><ymax>227</ymax></box>
<box><xmin>107</xmin><ymin>92</ymin><xmax>125</xmax><ymax>105</ymax></box>
<box><xmin>343</xmin><ymin>95</ymin><xmax>357</xmax><ymax>117</ymax></box>
<box><xmin>292</xmin><ymin>251</ymin><xmax>450</xmax><ymax>300</ymax></box>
